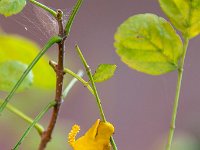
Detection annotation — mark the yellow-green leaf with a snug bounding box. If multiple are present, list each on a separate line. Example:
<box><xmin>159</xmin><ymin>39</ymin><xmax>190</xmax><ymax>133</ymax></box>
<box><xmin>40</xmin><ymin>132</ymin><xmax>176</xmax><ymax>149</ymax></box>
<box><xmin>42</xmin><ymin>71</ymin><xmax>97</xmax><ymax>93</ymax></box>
<box><xmin>0</xmin><ymin>61</ymin><xmax>33</xmax><ymax>92</ymax></box>
<box><xmin>93</xmin><ymin>64</ymin><xmax>117</xmax><ymax>83</ymax></box>
<box><xmin>0</xmin><ymin>34</ymin><xmax>55</xmax><ymax>89</ymax></box>
<box><xmin>159</xmin><ymin>0</ymin><xmax>200</xmax><ymax>38</ymax></box>
<box><xmin>114</xmin><ymin>13</ymin><xmax>183</xmax><ymax>75</ymax></box>
<box><xmin>0</xmin><ymin>0</ymin><xmax>26</xmax><ymax>17</ymax></box>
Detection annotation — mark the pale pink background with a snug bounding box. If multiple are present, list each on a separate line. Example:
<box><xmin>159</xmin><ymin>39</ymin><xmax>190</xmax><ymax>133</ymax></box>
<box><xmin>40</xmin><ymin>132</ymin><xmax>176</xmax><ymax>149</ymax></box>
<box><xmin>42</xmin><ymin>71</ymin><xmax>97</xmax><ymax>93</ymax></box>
<box><xmin>1</xmin><ymin>0</ymin><xmax>200</xmax><ymax>150</ymax></box>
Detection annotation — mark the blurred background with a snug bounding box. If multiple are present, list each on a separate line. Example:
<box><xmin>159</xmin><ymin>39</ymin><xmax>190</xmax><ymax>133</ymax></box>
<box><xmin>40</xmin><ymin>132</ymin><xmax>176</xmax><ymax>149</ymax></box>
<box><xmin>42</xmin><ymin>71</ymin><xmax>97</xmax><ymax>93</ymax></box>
<box><xmin>1</xmin><ymin>0</ymin><xmax>200</xmax><ymax>150</ymax></box>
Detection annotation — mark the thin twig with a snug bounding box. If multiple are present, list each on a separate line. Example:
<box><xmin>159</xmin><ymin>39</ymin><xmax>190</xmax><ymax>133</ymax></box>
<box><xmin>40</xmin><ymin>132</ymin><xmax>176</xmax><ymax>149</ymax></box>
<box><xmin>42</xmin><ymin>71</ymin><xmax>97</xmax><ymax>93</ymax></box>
<box><xmin>12</xmin><ymin>71</ymin><xmax>83</xmax><ymax>150</ymax></box>
<box><xmin>38</xmin><ymin>10</ymin><xmax>65</xmax><ymax>150</ymax></box>
<box><xmin>65</xmin><ymin>0</ymin><xmax>83</xmax><ymax>36</ymax></box>
<box><xmin>49</xmin><ymin>60</ymin><xmax>94</xmax><ymax>95</ymax></box>
<box><xmin>12</xmin><ymin>101</ymin><xmax>56</xmax><ymax>150</ymax></box>
<box><xmin>0</xmin><ymin>100</ymin><xmax>44</xmax><ymax>135</ymax></box>
<box><xmin>0</xmin><ymin>36</ymin><xmax>61</xmax><ymax>114</ymax></box>
<box><xmin>29</xmin><ymin>0</ymin><xmax>57</xmax><ymax>17</ymax></box>
<box><xmin>166</xmin><ymin>37</ymin><xmax>189</xmax><ymax>150</ymax></box>
<box><xmin>38</xmin><ymin>0</ymin><xmax>83</xmax><ymax>148</ymax></box>
<box><xmin>62</xmin><ymin>70</ymin><xmax>84</xmax><ymax>98</ymax></box>
<box><xmin>75</xmin><ymin>45</ymin><xmax>118</xmax><ymax>150</ymax></box>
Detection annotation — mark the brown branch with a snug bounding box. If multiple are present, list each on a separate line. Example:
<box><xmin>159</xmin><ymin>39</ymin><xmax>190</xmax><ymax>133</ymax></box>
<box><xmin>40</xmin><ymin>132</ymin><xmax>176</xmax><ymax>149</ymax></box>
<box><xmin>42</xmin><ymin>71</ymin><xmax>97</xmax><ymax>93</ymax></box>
<box><xmin>38</xmin><ymin>10</ymin><xmax>66</xmax><ymax>150</ymax></box>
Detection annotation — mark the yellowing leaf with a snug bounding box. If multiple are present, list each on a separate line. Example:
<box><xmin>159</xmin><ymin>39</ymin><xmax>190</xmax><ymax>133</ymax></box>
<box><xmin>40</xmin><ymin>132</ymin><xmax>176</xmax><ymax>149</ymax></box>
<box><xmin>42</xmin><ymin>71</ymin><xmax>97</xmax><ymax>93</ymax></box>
<box><xmin>159</xmin><ymin>0</ymin><xmax>200</xmax><ymax>38</ymax></box>
<box><xmin>68</xmin><ymin>119</ymin><xmax>114</xmax><ymax>150</ymax></box>
<box><xmin>0</xmin><ymin>0</ymin><xmax>26</xmax><ymax>17</ymax></box>
<box><xmin>93</xmin><ymin>64</ymin><xmax>117</xmax><ymax>83</ymax></box>
<box><xmin>0</xmin><ymin>61</ymin><xmax>33</xmax><ymax>92</ymax></box>
<box><xmin>0</xmin><ymin>34</ymin><xmax>55</xmax><ymax>89</ymax></box>
<box><xmin>114</xmin><ymin>13</ymin><xmax>183</xmax><ymax>75</ymax></box>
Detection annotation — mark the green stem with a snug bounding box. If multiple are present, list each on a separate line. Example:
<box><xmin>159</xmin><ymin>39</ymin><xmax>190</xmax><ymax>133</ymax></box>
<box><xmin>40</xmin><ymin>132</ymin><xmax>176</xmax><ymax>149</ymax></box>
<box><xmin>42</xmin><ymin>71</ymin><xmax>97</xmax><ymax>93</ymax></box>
<box><xmin>12</xmin><ymin>101</ymin><xmax>56</xmax><ymax>150</ymax></box>
<box><xmin>0</xmin><ymin>100</ymin><xmax>44</xmax><ymax>135</ymax></box>
<box><xmin>49</xmin><ymin>60</ymin><xmax>94</xmax><ymax>95</ymax></box>
<box><xmin>65</xmin><ymin>0</ymin><xmax>83</xmax><ymax>36</ymax></box>
<box><xmin>29</xmin><ymin>0</ymin><xmax>57</xmax><ymax>17</ymax></box>
<box><xmin>0</xmin><ymin>36</ymin><xmax>62</xmax><ymax>114</ymax></box>
<box><xmin>166</xmin><ymin>37</ymin><xmax>189</xmax><ymax>150</ymax></box>
<box><xmin>12</xmin><ymin>72</ymin><xmax>81</xmax><ymax>149</ymax></box>
<box><xmin>62</xmin><ymin>70</ymin><xmax>84</xmax><ymax>98</ymax></box>
<box><xmin>75</xmin><ymin>45</ymin><xmax>118</xmax><ymax>150</ymax></box>
<box><xmin>64</xmin><ymin>68</ymin><xmax>94</xmax><ymax>94</ymax></box>
<box><xmin>64</xmin><ymin>68</ymin><xmax>94</xmax><ymax>95</ymax></box>
<box><xmin>75</xmin><ymin>45</ymin><xmax>106</xmax><ymax>120</ymax></box>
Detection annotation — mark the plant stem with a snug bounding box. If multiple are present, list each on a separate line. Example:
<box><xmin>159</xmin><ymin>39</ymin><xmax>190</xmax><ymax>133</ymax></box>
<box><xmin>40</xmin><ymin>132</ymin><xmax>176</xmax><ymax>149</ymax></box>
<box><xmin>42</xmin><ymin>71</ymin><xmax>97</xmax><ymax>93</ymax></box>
<box><xmin>49</xmin><ymin>60</ymin><xmax>94</xmax><ymax>95</ymax></box>
<box><xmin>62</xmin><ymin>70</ymin><xmax>84</xmax><ymax>98</ymax></box>
<box><xmin>75</xmin><ymin>45</ymin><xmax>106</xmax><ymax>120</ymax></box>
<box><xmin>0</xmin><ymin>100</ymin><xmax>44</xmax><ymax>135</ymax></box>
<box><xmin>29</xmin><ymin>0</ymin><xmax>57</xmax><ymax>17</ymax></box>
<box><xmin>63</xmin><ymin>68</ymin><xmax>94</xmax><ymax>95</ymax></box>
<box><xmin>12</xmin><ymin>101</ymin><xmax>56</xmax><ymax>150</ymax></box>
<box><xmin>166</xmin><ymin>37</ymin><xmax>189</xmax><ymax>150</ymax></box>
<box><xmin>0</xmin><ymin>36</ymin><xmax>61</xmax><ymax>114</ymax></box>
<box><xmin>38</xmin><ymin>10</ymin><xmax>65</xmax><ymax>150</ymax></box>
<box><xmin>65</xmin><ymin>0</ymin><xmax>83</xmax><ymax>36</ymax></box>
<box><xmin>38</xmin><ymin>0</ymin><xmax>83</xmax><ymax>148</ymax></box>
<box><xmin>13</xmin><ymin>70</ymin><xmax>81</xmax><ymax>149</ymax></box>
<box><xmin>75</xmin><ymin>45</ymin><xmax>118</xmax><ymax>150</ymax></box>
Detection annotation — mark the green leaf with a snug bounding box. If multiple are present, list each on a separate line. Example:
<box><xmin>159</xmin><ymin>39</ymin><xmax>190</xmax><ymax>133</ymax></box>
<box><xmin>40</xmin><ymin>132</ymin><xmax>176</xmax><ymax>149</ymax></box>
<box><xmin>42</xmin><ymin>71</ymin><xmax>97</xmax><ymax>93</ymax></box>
<box><xmin>93</xmin><ymin>64</ymin><xmax>117</xmax><ymax>82</ymax></box>
<box><xmin>159</xmin><ymin>0</ymin><xmax>200</xmax><ymax>38</ymax></box>
<box><xmin>0</xmin><ymin>34</ymin><xmax>55</xmax><ymax>89</ymax></box>
<box><xmin>114</xmin><ymin>13</ymin><xmax>183</xmax><ymax>75</ymax></box>
<box><xmin>0</xmin><ymin>61</ymin><xmax>33</xmax><ymax>92</ymax></box>
<box><xmin>0</xmin><ymin>0</ymin><xmax>26</xmax><ymax>17</ymax></box>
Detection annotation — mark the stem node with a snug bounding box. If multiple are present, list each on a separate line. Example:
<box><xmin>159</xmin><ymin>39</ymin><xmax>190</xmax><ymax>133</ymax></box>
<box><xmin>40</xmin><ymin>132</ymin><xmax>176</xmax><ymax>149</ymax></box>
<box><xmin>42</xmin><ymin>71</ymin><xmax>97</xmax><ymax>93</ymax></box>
<box><xmin>170</xmin><ymin>124</ymin><xmax>175</xmax><ymax>130</ymax></box>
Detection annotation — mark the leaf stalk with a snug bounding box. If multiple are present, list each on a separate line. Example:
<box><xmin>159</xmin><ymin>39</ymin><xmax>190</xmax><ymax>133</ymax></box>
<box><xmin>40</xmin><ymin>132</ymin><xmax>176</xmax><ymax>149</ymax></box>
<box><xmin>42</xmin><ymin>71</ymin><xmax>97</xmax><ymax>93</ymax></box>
<box><xmin>75</xmin><ymin>45</ymin><xmax>118</xmax><ymax>150</ymax></box>
<box><xmin>29</xmin><ymin>0</ymin><xmax>57</xmax><ymax>17</ymax></box>
<box><xmin>166</xmin><ymin>37</ymin><xmax>189</xmax><ymax>150</ymax></box>
<box><xmin>0</xmin><ymin>36</ymin><xmax>61</xmax><ymax>114</ymax></box>
<box><xmin>0</xmin><ymin>100</ymin><xmax>44</xmax><ymax>135</ymax></box>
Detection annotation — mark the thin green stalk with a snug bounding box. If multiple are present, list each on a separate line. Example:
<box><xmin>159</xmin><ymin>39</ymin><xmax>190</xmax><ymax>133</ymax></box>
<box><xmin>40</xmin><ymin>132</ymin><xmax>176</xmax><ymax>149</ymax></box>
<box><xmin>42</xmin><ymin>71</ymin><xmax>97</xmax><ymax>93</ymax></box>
<box><xmin>50</xmin><ymin>60</ymin><xmax>94</xmax><ymax>95</ymax></box>
<box><xmin>63</xmin><ymin>68</ymin><xmax>94</xmax><ymax>95</ymax></box>
<box><xmin>65</xmin><ymin>0</ymin><xmax>83</xmax><ymax>36</ymax></box>
<box><xmin>12</xmin><ymin>101</ymin><xmax>56</xmax><ymax>150</ymax></box>
<box><xmin>0</xmin><ymin>36</ymin><xmax>62</xmax><ymax>114</ymax></box>
<box><xmin>62</xmin><ymin>70</ymin><xmax>84</xmax><ymax>98</ymax></box>
<box><xmin>29</xmin><ymin>0</ymin><xmax>57</xmax><ymax>17</ymax></box>
<box><xmin>166</xmin><ymin>37</ymin><xmax>189</xmax><ymax>150</ymax></box>
<box><xmin>63</xmin><ymin>68</ymin><xmax>94</xmax><ymax>94</ymax></box>
<box><xmin>0</xmin><ymin>100</ymin><xmax>44</xmax><ymax>135</ymax></box>
<box><xmin>75</xmin><ymin>45</ymin><xmax>118</xmax><ymax>150</ymax></box>
<box><xmin>75</xmin><ymin>45</ymin><xmax>106</xmax><ymax>120</ymax></box>
<box><xmin>12</xmin><ymin>72</ymin><xmax>82</xmax><ymax>149</ymax></box>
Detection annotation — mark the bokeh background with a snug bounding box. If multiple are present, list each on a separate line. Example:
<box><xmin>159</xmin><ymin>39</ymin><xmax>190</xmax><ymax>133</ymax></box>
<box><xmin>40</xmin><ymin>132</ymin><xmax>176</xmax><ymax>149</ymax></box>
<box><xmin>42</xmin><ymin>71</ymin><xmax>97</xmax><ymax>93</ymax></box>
<box><xmin>1</xmin><ymin>0</ymin><xmax>200</xmax><ymax>150</ymax></box>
